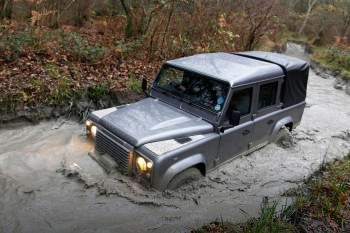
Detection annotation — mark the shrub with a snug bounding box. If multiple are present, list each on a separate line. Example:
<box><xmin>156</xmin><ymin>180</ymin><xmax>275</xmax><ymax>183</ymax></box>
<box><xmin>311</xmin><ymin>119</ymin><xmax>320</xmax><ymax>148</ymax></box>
<box><xmin>50</xmin><ymin>77</ymin><xmax>73</xmax><ymax>105</ymax></box>
<box><xmin>0</xmin><ymin>30</ymin><xmax>37</xmax><ymax>61</ymax></box>
<box><xmin>127</xmin><ymin>73</ymin><xmax>142</xmax><ymax>93</ymax></box>
<box><xmin>87</xmin><ymin>84</ymin><xmax>109</xmax><ymax>102</ymax></box>
<box><xmin>323</xmin><ymin>48</ymin><xmax>350</xmax><ymax>72</ymax></box>
<box><xmin>62</xmin><ymin>32</ymin><xmax>108</xmax><ymax>62</ymax></box>
<box><xmin>116</xmin><ymin>38</ymin><xmax>144</xmax><ymax>55</ymax></box>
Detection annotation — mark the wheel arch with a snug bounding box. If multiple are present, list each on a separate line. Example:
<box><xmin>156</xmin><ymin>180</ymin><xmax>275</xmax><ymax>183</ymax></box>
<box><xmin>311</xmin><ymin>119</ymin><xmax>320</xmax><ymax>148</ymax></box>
<box><xmin>154</xmin><ymin>154</ymin><xmax>206</xmax><ymax>190</ymax></box>
<box><xmin>271</xmin><ymin>116</ymin><xmax>294</xmax><ymax>139</ymax></box>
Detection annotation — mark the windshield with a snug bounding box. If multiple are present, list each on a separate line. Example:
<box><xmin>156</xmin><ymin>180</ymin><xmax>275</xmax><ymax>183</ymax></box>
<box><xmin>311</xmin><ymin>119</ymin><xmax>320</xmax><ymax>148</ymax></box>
<box><xmin>155</xmin><ymin>65</ymin><xmax>229</xmax><ymax>114</ymax></box>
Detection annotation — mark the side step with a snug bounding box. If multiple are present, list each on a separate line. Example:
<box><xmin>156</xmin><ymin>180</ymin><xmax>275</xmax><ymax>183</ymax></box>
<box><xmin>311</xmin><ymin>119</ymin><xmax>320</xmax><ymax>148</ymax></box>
<box><xmin>88</xmin><ymin>150</ymin><xmax>118</xmax><ymax>174</ymax></box>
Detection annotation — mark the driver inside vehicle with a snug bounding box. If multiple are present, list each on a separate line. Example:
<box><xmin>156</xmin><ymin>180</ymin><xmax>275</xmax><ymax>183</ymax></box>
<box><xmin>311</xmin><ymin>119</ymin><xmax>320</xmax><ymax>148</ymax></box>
<box><xmin>178</xmin><ymin>72</ymin><xmax>227</xmax><ymax>112</ymax></box>
<box><xmin>157</xmin><ymin>66</ymin><xmax>228</xmax><ymax>113</ymax></box>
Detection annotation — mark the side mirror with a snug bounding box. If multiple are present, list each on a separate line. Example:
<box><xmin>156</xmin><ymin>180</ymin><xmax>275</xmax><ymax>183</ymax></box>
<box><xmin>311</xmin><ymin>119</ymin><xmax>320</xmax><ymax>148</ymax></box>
<box><xmin>142</xmin><ymin>78</ymin><xmax>148</xmax><ymax>95</ymax></box>
<box><xmin>229</xmin><ymin>110</ymin><xmax>241</xmax><ymax>127</ymax></box>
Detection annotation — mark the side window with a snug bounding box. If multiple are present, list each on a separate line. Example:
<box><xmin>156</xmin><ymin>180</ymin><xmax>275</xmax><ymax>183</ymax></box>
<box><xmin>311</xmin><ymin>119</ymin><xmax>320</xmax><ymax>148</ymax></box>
<box><xmin>229</xmin><ymin>87</ymin><xmax>252</xmax><ymax>116</ymax></box>
<box><xmin>258</xmin><ymin>82</ymin><xmax>278</xmax><ymax>109</ymax></box>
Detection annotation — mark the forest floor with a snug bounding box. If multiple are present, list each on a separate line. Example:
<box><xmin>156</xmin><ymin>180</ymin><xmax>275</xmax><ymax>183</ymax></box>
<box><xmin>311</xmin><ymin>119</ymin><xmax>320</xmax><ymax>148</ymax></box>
<box><xmin>0</xmin><ymin>21</ymin><xmax>161</xmax><ymax>123</ymax></box>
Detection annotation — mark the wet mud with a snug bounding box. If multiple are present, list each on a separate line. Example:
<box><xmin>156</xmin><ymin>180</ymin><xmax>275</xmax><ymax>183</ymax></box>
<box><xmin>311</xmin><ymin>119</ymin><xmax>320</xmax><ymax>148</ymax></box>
<box><xmin>1</xmin><ymin>48</ymin><xmax>350</xmax><ymax>233</ymax></box>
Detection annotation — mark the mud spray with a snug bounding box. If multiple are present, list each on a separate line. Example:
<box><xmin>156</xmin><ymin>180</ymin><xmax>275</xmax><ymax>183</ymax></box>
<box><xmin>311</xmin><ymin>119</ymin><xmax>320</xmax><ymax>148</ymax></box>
<box><xmin>1</xmin><ymin>45</ymin><xmax>350</xmax><ymax>233</ymax></box>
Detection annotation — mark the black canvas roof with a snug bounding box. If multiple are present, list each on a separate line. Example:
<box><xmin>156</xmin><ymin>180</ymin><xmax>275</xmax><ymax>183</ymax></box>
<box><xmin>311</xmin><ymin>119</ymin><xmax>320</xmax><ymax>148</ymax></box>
<box><xmin>237</xmin><ymin>51</ymin><xmax>309</xmax><ymax>74</ymax></box>
<box><xmin>237</xmin><ymin>51</ymin><xmax>309</xmax><ymax>108</ymax></box>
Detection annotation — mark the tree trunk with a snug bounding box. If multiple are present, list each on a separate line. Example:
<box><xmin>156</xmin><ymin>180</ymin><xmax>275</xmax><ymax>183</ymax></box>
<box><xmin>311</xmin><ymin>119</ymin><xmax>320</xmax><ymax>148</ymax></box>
<box><xmin>119</xmin><ymin>0</ymin><xmax>134</xmax><ymax>37</ymax></box>
<box><xmin>298</xmin><ymin>0</ymin><xmax>318</xmax><ymax>35</ymax></box>
<box><xmin>160</xmin><ymin>0</ymin><xmax>175</xmax><ymax>55</ymax></box>
<box><xmin>0</xmin><ymin>0</ymin><xmax>12</xmax><ymax>20</ymax></box>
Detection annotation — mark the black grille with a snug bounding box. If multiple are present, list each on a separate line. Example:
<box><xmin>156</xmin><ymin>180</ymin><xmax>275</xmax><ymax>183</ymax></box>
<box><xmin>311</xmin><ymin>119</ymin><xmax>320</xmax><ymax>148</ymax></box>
<box><xmin>95</xmin><ymin>130</ymin><xmax>130</xmax><ymax>174</ymax></box>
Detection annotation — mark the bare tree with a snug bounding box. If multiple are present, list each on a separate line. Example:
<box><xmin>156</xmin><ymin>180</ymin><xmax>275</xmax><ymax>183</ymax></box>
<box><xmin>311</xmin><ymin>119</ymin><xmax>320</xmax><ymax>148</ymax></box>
<box><xmin>119</xmin><ymin>0</ymin><xmax>170</xmax><ymax>38</ymax></box>
<box><xmin>338</xmin><ymin>0</ymin><xmax>350</xmax><ymax>38</ymax></box>
<box><xmin>298</xmin><ymin>0</ymin><xmax>318</xmax><ymax>35</ymax></box>
<box><xmin>0</xmin><ymin>0</ymin><xmax>12</xmax><ymax>20</ymax></box>
<box><xmin>242</xmin><ymin>0</ymin><xmax>277</xmax><ymax>50</ymax></box>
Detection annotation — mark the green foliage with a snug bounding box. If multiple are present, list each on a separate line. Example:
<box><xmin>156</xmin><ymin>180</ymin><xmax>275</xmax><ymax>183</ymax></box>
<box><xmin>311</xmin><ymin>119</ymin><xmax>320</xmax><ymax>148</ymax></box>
<box><xmin>44</xmin><ymin>63</ymin><xmax>60</xmax><ymax>78</ymax></box>
<box><xmin>313</xmin><ymin>47</ymin><xmax>350</xmax><ymax>80</ymax></box>
<box><xmin>242</xmin><ymin>198</ymin><xmax>296</xmax><ymax>233</ymax></box>
<box><xmin>87</xmin><ymin>84</ymin><xmax>109</xmax><ymax>102</ymax></box>
<box><xmin>31</xmin><ymin>78</ymin><xmax>44</xmax><ymax>87</ymax></box>
<box><xmin>63</xmin><ymin>32</ymin><xmax>108</xmax><ymax>62</ymax></box>
<box><xmin>323</xmin><ymin>48</ymin><xmax>350</xmax><ymax>75</ymax></box>
<box><xmin>50</xmin><ymin>77</ymin><xmax>74</xmax><ymax>105</ymax></box>
<box><xmin>116</xmin><ymin>38</ymin><xmax>144</xmax><ymax>54</ymax></box>
<box><xmin>192</xmin><ymin>198</ymin><xmax>296</xmax><ymax>233</ymax></box>
<box><xmin>293</xmin><ymin>154</ymin><xmax>350</xmax><ymax>229</ymax></box>
<box><xmin>127</xmin><ymin>74</ymin><xmax>142</xmax><ymax>93</ymax></box>
<box><xmin>0</xmin><ymin>30</ymin><xmax>37</xmax><ymax>60</ymax></box>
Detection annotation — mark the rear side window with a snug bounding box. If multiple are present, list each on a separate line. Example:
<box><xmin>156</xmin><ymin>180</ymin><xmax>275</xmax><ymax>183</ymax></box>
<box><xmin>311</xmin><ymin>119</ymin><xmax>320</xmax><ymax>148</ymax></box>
<box><xmin>229</xmin><ymin>87</ymin><xmax>252</xmax><ymax>116</ymax></box>
<box><xmin>258</xmin><ymin>82</ymin><xmax>278</xmax><ymax>109</ymax></box>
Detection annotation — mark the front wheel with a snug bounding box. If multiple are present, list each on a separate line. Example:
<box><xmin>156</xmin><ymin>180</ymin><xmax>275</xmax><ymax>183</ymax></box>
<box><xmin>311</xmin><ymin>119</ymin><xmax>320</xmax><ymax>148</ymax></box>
<box><xmin>167</xmin><ymin>167</ymin><xmax>203</xmax><ymax>190</ymax></box>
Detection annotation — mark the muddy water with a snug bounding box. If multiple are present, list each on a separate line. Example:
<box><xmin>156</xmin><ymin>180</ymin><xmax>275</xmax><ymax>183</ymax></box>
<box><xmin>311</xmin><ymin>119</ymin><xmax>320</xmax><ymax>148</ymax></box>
<box><xmin>1</xmin><ymin>50</ymin><xmax>350</xmax><ymax>233</ymax></box>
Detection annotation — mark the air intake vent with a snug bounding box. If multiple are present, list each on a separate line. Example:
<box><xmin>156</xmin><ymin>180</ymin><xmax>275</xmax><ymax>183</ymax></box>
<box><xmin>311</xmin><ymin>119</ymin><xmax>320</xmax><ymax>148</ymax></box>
<box><xmin>174</xmin><ymin>137</ymin><xmax>192</xmax><ymax>144</ymax></box>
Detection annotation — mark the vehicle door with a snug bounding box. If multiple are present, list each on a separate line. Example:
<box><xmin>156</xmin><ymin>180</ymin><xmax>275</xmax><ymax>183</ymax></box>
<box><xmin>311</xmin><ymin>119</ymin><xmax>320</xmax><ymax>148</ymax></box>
<box><xmin>251</xmin><ymin>78</ymin><xmax>283</xmax><ymax>146</ymax></box>
<box><xmin>219</xmin><ymin>86</ymin><xmax>255</xmax><ymax>163</ymax></box>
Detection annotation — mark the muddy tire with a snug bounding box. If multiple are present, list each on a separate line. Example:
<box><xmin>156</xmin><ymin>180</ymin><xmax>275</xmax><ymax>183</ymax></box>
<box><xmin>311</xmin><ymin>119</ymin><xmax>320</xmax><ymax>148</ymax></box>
<box><xmin>275</xmin><ymin>126</ymin><xmax>293</xmax><ymax>148</ymax></box>
<box><xmin>167</xmin><ymin>167</ymin><xmax>202</xmax><ymax>190</ymax></box>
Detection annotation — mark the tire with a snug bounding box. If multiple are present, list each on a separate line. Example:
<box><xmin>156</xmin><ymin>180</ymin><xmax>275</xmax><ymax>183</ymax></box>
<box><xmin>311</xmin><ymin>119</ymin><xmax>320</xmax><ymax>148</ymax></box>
<box><xmin>167</xmin><ymin>167</ymin><xmax>203</xmax><ymax>190</ymax></box>
<box><xmin>275</xmin><ymin>126</ymin><xmax>293</xmax><ymax>148</ymax></box>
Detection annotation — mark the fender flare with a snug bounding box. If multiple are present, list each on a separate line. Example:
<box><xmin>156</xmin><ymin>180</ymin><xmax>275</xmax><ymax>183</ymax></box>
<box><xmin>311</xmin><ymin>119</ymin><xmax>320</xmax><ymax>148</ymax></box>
<box><xmin>271</xmin><ymin>116</ymin><xmax>293</xmax><ymax>140</ymax></box>
<box><xmin>155</xmin><ymin>154</ymin><xmax>206</xmax><ymax>190</ymax></box>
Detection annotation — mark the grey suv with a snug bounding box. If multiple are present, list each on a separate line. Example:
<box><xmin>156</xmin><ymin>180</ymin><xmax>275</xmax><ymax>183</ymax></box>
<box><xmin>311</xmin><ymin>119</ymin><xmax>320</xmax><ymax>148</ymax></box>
<box><xmin>86</xmin><ymin>51</ymin><xmax>309</xmax><ymax>190</ymax></box>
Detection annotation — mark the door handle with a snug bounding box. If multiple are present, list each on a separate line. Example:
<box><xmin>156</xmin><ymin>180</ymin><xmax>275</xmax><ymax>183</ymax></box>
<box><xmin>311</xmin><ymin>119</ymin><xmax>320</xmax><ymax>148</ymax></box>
<box><xmin>242</xmin><ymin>129</ymin><xmax>250</xmax><ymax>135</ymax></box>
<box><xmin>267</xmin><ymin>119</ymin><xmax>274</xmax><ymax>125</ymax></box>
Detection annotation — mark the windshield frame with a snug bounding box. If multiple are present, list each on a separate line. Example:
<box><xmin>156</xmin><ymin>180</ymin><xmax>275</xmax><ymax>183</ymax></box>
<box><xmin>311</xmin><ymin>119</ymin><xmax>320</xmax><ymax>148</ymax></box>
<box><xmin>151</xmin><ymin>63</ymin><xmax>231</xmax><ymax>124</ymax></box>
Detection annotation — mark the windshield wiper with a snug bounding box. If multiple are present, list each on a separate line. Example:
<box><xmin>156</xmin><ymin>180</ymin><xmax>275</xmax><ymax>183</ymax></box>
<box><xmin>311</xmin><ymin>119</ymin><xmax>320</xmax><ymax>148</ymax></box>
<box><xmin>157</xmin><ymin>87</ymin><xmax>183</xmax><ymax>101</ymax></box>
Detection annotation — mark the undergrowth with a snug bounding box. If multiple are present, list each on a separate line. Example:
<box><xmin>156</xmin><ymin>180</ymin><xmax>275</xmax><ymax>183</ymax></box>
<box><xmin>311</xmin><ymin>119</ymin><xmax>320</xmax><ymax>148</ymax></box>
<box><xmin>312</xmin><ymin>47</ymin><xmax>350</xmax><ymax>80</ymax></box>
<box><xmin>193</xmin><ymin>153</ymin><xmax>350</xmax><ymax>233</ymax></box>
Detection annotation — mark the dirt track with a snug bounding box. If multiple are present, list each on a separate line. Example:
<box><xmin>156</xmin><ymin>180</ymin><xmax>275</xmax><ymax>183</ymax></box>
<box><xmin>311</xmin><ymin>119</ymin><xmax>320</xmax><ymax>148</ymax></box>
<box><xmin>1</xmin><ymin>48</ymin><xmax>350</xmax><ymax>233</ymax></box>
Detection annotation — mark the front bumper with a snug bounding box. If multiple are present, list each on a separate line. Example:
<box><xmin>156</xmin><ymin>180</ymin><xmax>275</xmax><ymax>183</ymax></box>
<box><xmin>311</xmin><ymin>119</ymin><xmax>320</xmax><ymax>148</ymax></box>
<box><xmin>86</xmin><ymin>120</ymin><xmax>154</xmax><ymax>184</ymax></box>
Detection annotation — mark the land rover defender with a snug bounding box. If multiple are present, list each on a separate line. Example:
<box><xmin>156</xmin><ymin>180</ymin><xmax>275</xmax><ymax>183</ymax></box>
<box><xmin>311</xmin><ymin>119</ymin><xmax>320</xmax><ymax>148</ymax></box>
<box><xmin>86</xmin><ymin>51</ymin><xmax>309</xmax><ymax>190</ymax></box>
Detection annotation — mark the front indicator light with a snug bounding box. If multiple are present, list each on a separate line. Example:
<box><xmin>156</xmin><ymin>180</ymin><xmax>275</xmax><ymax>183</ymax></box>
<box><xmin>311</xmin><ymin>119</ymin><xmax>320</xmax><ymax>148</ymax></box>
<box><xmin>91</xmin><ymin>125</ymin><xmax>97</xmax><ymax>137</ymax></box>
<box><xmin>146</xmin><ymin>161</ymin><xmax>153</xmax><ymax>169</ymax></box>
<box><xmin>86</xmin><ymin>120</ymin><xmax>92</xmax><ymax>127</ymax></box>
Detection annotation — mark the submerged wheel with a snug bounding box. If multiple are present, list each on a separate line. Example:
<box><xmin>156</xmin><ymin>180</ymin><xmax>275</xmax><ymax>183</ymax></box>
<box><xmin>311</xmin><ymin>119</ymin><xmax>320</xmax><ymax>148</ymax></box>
<box><xmin>167</xmin><ymin>167</ymin><xmax>203</xmax><ymax>190</ymax></box>
<box><xmin>275</xmin><ymin>126</ymin><xmax>293</xmax><ymax>148</ymax></box>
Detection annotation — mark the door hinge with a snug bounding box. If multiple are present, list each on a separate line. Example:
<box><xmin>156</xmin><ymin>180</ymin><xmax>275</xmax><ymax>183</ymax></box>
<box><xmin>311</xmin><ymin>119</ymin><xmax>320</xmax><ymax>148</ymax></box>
<box><xmin>214</xmin><ymin>157</ymin><xmax>220</xmax><ymax>167</ymax></box>
<box><xmin>248</xmin><ymin>142</ymin><xmax>253</xmax><ymax>149</ymax></box>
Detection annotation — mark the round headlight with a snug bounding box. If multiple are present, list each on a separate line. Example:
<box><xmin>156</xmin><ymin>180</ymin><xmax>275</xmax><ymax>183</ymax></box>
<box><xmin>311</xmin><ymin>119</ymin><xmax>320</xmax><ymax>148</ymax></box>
<box><xmin>136</xmin><ymin>156</ymin><xmax>147</xmax><ymax>172</ymax></box>
<box><xmin>91</xmin><ymin>125</ymin><xmax>97</xmax><ymax>137</ymax></box>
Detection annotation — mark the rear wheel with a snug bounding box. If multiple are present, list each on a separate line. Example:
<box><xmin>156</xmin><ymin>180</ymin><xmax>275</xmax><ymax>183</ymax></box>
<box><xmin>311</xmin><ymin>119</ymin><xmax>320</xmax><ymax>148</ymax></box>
<box><xmin>275</xmin><ymin>126</ymin><xmax>294</xmax><ymax>148</ymax></box>
<box><xmin>167</xmin><ymin>167</ymin><xmax>203</xmax><ymax>190</ymax></box>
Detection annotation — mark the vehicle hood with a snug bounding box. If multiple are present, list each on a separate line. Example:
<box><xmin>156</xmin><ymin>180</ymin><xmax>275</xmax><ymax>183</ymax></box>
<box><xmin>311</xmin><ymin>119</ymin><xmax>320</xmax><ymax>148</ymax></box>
<box><xmin>90</xmin><ymin>98</ymin><xmax>214</xmax><ymax>147</ymax></box>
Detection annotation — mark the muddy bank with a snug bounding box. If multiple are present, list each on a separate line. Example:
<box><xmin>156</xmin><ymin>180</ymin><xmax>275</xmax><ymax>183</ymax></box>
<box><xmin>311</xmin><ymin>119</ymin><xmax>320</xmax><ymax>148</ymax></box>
<box><xmin>1</xmin><ymin>64</ymin><xmax>350</xmax><ymax>233</ymax></box>
<box><xmin>310</xmin><ymin>60</ymin><xmax>350</xmax><ymax>95</ymax></box>
<box><xmin>0</xmin><ymin>90</ymin><xmax>143</xmax><ymax>126</ymax></box>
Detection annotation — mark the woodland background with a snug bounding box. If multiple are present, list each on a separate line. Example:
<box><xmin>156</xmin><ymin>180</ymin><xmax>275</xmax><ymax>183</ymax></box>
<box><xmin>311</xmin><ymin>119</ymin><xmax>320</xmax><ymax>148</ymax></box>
<box><xmin>0</xmin><ymin>0</ymin><xmax>349</xmax><ymax>117</ymax></box>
